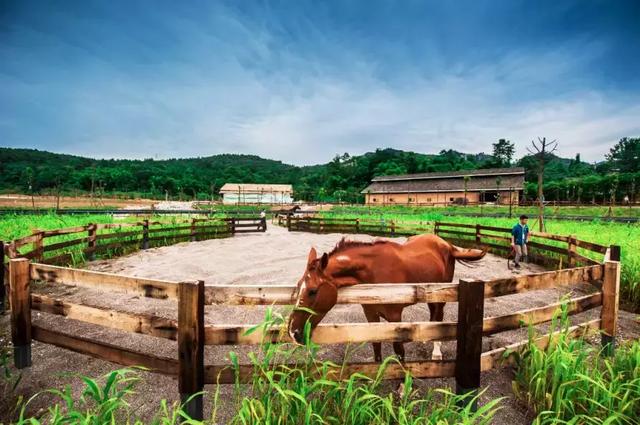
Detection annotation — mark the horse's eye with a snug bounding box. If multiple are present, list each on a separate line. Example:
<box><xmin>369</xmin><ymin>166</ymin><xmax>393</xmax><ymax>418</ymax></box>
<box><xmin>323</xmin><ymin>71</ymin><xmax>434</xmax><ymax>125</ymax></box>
<box><xmin>308</xmin><ymin>288</ymin><xmax>318</xmax><ymax>297</ymax></box>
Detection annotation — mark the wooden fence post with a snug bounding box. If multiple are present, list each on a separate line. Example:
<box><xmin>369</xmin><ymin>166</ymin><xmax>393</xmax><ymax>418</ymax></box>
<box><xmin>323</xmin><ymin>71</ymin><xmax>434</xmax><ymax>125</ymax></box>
<box><xmin>286</xmin><ymin>214</ymin><xmax>292</xmax><ymax>231</ymax></box>
<box><xmin>142</xmin><ymin>220</ymin><xmax>150</xmax><ymax>250</ymax></box>
<box><xmin>0</xmin><ymin>241</ymin><xmax>5</xmax><ymax>314</ymax></box>
<box><xmin>475</xmin><ymin>224</ymin><xmax>481</xmax><ymax>245</ymax></box>
<box><xmin>178</xmin><ymin>280</ymin><xmax>205</xmax><ymax>421</ymax></box>
<box><xmin>390</xmin><ymin>220</ymin><xmax>396</xmax><ymax>236</ymax></box>
<box><xmin>567</xmin><ymin>235</ymin><xmax>576</xmax><ymax>268</ymax></box>
<box><xmin>87</xmin><ymin>223</ymin><xmax>97</xmax><ymax>261</ymax></box>
<box><xmin>355</xmin><ymin>218</ymin><xmax>360</xmax><ymax>233</ymax></box>
<box><xmin>601</xmin><ymin>245</ymin><xmax>621</xmax><ymax>356</ymax></box>
<box><xmin>190</xmin><ymin>218</ymin><xmax>197</xmax><ymax>242</ymax></box>
<box><xmin>260</xmin><ymin>216</ymin><xmax>267</xmax><ymax>232</ymax></box>
<box><xmin>32</xmin><ymin>229</ymin><xmax>43</xmax><ymax>262</ymax></box>
<box><xmin>455</xmin><ymin>279</ymin><xmax>485</xmax><ymax>410</ymax></box>
<box><xmin>434</xmin><ymin>221</ymin><xmax>440</xmax><ymax>236</ymax></box>
<box><xmin>230</xmin><ymin>218</ymin><xmax>236</xmax><ymax>234</ymax></box>
<box><xmin>10</xmin><ymin>258</ymin><xmax>31</xmax><ymax>368</ymax></box>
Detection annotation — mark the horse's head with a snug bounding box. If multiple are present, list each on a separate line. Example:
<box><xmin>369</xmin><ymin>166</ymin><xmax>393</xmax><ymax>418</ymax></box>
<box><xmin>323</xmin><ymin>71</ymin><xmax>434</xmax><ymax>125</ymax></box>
<box><xmin>288</xmin><ymin>247</ymin><xmax>339</xmax><ymax>344</ymax></box>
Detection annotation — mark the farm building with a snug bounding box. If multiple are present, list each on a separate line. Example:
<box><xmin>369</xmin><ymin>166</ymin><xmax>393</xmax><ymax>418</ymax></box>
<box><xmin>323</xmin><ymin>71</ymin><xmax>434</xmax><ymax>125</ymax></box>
<box><xmin>219</xmin><ymin>183</ymin><xmax>293</xmax><ymax>205</ymax></box>
<box><xmin>361</xmin><ymin>167</ymin><xmax>525</xmax><ymax>205</ymax></box>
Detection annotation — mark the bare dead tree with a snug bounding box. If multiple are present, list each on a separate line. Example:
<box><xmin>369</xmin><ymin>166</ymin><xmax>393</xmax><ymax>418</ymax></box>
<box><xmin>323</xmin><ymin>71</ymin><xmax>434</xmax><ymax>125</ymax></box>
<box><xmin>527</xmin><ymin>137</ymin><xmax>558</xmax><ymax>231</ymax></box>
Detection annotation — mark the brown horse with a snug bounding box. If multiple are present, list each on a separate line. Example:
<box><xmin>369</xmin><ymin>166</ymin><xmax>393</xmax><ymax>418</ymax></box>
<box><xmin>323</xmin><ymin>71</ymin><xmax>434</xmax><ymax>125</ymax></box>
<box><xmin>288</xmin><ymin>234</ymin><xmax>487</xmax><ymax>361</ymax></box>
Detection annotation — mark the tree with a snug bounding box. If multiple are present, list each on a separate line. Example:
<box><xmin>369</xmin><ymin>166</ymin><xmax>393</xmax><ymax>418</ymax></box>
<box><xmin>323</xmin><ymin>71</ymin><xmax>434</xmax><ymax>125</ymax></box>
<box><xmin>463</xmin><ymin>175</ymin><xmax>471</xmax><ymax>206</ymax></box>
<box><xmin>492</xmin><ymin>139</ymin><xmax>515</xmax><ymax>167</ymax></box>
<box><xmin>527</xmin><ymin>137</ymin><xmax>558</xmax><ymax>231</ymax></box>
<box><xmin>609</xmin><ymin>174</ymin><xmax>619</xmax><ymax>206</ymax></box>
<box><xmin>606</xmin><ymin>137</ymin><xmax>640</xmax><ymax>172</ymax></box>
<box><xmin>333</xmin><ymin>189</ymin><xmax>347</xmax><ymax>203</ymax></box>
<box><xmin>22</xmin><ymin>166</ymin><xmax>35</xmax><ymax>208</ymax></box>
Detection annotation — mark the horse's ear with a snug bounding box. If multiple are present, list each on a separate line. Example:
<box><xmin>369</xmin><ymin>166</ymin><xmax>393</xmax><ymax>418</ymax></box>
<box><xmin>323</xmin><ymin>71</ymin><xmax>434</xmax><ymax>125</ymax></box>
<box><xmin>307</xmin><ymin>247</ymin><xmax>317</xmax><ymax>264</ymax></box>
<box><xmin>320</xmin><ymin>253</ymin><xmax>329</xmax><ymax>270</ymax></box>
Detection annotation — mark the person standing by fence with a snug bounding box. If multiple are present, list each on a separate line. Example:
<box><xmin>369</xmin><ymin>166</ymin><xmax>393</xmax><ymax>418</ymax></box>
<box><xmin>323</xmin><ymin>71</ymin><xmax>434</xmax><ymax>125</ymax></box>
<box><xmin>511</xmin><ymin>214</ymin><xmax>529</xmax><ymax>269</ymax></box>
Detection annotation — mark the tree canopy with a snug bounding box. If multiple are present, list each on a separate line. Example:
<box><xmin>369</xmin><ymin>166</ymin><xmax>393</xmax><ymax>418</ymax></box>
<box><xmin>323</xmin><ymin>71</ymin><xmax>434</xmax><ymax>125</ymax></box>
<box><xmin>1</xmin><ymin>137</ymin><xmax>638</xmax><ymax>203</ymax></box>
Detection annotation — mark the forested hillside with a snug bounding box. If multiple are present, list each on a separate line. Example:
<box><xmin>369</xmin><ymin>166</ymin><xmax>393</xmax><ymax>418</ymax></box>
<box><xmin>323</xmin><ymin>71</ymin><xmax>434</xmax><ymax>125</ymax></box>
<box><xmin>1</xmin><ymin>137</ymin><xmax>638</xmax><ymax>203</ymax></box>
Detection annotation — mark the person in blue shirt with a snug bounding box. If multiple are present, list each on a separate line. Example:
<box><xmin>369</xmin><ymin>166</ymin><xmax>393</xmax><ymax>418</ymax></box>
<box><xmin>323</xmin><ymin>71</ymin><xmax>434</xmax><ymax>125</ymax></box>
<box><xmin>511</xmin><ymin>214</ymin><xmax>529</xmax><ymax>268</ymax></box>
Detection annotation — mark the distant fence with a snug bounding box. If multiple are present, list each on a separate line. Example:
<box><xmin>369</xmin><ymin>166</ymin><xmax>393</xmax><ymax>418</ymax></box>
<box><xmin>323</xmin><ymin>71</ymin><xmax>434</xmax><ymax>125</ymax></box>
<box><xmin>2</xmin><ymin>206</ymin><xmax>639</xmax><ymax>222</ymax></box>
<box><xmin>1</xmin><ymin>217</ymin><xmax>621</xmax><ymax>419</ymax></box>
<box><xmin>279</xmin><ymin>215</ymin><xmax>608</xmax><ymax>268</ymax></box>
<box><xmin>0</xmin><ymin>208</ymin><xmax>266</xmax><ymax>216</ymax></box>
<box><xmin>279</xmin><ymin>210</ymin><xmax>640</xmax><ymax>224</ymax></box>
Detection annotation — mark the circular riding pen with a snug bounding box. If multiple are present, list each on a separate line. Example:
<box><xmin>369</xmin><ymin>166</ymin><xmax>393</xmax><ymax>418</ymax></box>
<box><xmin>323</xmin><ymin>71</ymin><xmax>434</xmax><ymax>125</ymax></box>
<box><xmin>1</xmin><ymin>213</ymin><xmax>621</xmax><ymax>420</ymax></box>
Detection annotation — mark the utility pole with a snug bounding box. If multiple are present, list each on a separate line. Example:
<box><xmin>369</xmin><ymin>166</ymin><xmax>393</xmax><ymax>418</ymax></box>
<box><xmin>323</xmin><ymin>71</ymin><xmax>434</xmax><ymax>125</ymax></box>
<box><xmin>527</xmin><ymin>137</ymin><xmax>558</xmax><ymax>232</ymax></box>
<box><xmin>509</xmin><ymin>187</ymin><xmax>513</xmax><ymax>218</ymax></box>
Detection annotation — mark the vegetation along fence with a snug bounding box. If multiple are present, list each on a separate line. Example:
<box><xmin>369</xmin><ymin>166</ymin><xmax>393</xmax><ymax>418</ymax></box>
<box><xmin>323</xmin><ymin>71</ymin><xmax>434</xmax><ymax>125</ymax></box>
<box><xmin>1</xmin><ymin>216</ymin><xmax>620</xmax><ymax>420</ymax></box>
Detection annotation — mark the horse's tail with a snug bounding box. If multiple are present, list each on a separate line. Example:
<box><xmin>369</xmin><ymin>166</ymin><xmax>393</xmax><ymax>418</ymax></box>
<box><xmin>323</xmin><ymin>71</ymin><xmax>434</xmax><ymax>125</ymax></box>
<box><xmin>451</xmin><ymin>245</ymin><xmax>488</xmax><ymax>267</ymax></box>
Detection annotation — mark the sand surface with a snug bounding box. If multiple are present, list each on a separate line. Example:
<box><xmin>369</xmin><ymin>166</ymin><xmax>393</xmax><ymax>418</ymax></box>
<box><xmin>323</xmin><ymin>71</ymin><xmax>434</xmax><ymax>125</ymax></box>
<box><xmin>2</xmin><ymin>225</ymin><xmax>637</xmax><ymax>424</ymax></box>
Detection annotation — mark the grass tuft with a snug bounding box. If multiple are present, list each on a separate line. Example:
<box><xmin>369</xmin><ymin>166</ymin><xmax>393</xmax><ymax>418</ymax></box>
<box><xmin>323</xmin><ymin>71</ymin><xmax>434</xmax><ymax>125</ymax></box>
<box><xmin>513</xmin><ymin>305</ymin><xmax>640</xmax><ymax>424</ymax></box>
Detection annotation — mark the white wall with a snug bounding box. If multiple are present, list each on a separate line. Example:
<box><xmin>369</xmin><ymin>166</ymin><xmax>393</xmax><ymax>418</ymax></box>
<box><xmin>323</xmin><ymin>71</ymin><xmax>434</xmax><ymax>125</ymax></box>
<box><xmin>222</xmin><ymin>193</ymin><xmax>293</xmax><ymax>204</ymax></box>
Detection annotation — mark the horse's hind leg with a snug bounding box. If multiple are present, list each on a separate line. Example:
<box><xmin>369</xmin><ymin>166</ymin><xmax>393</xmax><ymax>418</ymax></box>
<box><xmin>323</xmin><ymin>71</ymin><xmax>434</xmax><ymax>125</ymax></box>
<box><xmin>362</xmin><ymin>305</ymin><xmax>382</xmax><ymax>362</ymax></box>
<box><xmin>428</xmin><ymin>302</ymin><xmax>445</xmax><ymax>360</ymax></box>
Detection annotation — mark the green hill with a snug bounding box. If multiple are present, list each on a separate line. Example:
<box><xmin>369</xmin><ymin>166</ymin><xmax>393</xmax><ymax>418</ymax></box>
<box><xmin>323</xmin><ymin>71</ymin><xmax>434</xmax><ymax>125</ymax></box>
<box><xmin>1</xmin><ymin>140</ymin><xmax>638</xmax><ymax>203</ymax></box>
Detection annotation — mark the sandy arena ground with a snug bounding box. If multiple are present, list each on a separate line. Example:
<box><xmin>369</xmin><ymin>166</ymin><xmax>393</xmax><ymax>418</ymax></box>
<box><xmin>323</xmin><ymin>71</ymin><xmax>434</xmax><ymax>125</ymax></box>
<box><xmin>1</xmin><ymin>225</ymin><xmax>638</xmax><ymax>424</ymax></box>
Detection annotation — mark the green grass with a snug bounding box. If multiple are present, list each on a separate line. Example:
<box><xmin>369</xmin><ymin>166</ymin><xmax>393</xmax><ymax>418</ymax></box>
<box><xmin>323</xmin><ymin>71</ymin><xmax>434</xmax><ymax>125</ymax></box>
<box><xmin>221</xmin><ymin>310</ymin><xmax>502</xmax><ymax>424</ymax></box>
<box><xmin>318</xmin><ymin>207</ymin><xmax>640</xmax><ymax>311</ymax></box>
<box><xmin>8</xmin><ymin>364</ymin><xmax>500</xmax><ymax>425</ymax></box>
<box><xmin>513</xmin><ymin>305</ymin><xmax>640</xmax><ymax>424</ymax></box>
<box><xmin>0</xmin><ymin>214</ymin><xmax>118</xmax><ymax>242</ymax></box>
<box><xmin>11</xmin><ymin>368</ymin><xmax>191</xmax><ymax>424</ymax></box>
<box><xmin>9</xmin><ymin>311</ymin><xmax>502</xmax><ymax>424</ymax></box>
<box><xmin>6</xmin><ymin>307</ymin><xmax>639</xmax><ymax>424</ymax></box>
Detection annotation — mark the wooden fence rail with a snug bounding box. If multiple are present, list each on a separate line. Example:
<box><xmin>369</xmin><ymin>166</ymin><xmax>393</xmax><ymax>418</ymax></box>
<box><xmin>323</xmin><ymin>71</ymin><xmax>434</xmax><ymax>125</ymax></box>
<box><xmin>26</xmin><ymin>262</ymin><xmax>604</xmax><ymax>306</ymax></box>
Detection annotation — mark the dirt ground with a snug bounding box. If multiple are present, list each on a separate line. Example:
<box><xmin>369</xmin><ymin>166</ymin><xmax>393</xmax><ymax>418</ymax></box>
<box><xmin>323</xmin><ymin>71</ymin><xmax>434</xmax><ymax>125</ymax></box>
<box><xmin>1</xmin><ymin>225</ymin><xmax>638</xmax><ymax>424</ymax></box>
<box><xmin>0</xmin><ymin>194</ymin><xmax>156</xmax><ymax>209</ymax></box>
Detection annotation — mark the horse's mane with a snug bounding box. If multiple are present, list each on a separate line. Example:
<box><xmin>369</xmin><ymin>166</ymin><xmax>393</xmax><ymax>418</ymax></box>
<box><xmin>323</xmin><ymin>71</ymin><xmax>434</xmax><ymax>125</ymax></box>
<box><xmin>327</xmin><ymin>237</ymin><xmax>393</xmax><ymax>258</ymax></box>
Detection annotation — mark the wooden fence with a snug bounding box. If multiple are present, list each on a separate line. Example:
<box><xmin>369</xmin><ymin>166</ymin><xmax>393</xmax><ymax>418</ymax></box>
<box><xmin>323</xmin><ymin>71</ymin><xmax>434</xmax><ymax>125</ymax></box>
<box><xmin>3</xmin><ymin>218</ymin><xmax>620</xmax><ymax>419</ymax></box>
<box><xmin>1</xmin><ymin>216</ymin><xmax>265</xmax><ymax>265</ymax></box>
<box><xmin>280</xmin><ymin>215</ymin><xmax>606</xmax><ymax>268</ymax></box>
<box><xmin>0</xmin><ymin>216</ymin><xmax>266</xmax><ymax>314</ymax></box>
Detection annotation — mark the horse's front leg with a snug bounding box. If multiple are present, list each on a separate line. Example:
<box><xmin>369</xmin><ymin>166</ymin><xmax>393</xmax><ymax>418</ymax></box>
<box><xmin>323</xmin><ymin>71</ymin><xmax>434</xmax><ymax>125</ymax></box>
<box><xmin>428</xmin><ymin>302</ymin><xmax>445</xmax><ymax>360</ymax></box>
<box><xmin>385</xmin><ymin>308</ymin><xmax>405</xmax><ymax>363</ymax></box>
<box><xmin>362</xmin><ymin>305</ymin><xmax>382</xmax><ymax>362</ymax></box>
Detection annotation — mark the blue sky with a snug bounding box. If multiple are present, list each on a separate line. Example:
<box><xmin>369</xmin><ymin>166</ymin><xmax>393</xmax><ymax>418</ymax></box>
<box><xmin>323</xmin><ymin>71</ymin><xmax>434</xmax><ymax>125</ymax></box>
<box><xmin>1</xmin><ymin>0</ymin><xmax>639</xmax><ymax>165</ymax></box>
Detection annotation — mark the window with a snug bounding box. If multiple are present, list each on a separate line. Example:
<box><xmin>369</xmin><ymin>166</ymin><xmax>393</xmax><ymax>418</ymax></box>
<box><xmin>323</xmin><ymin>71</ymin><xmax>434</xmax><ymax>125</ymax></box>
<box><xmin>408</xmin><ymin>197</ymin><xmax>414</xmax><ymax>202</ymax></box>
<box><xmin>427</xmin><ymin>198</ymin><xmax>432</xmax><ymax>202</ymax></box>
<box><xmin>449</xmin><ymin>197</ymin><xmax>454</xmax><ymax>202</ymax></box>
<box><xmin>372</xmin><ymin>198</ymin><xmax>377</xmax><ymax>202</ymax></box>
<box><xmin>389</xmin><ymin>198</ymin><xmax>394</xmax><ymax>202</ymax></box>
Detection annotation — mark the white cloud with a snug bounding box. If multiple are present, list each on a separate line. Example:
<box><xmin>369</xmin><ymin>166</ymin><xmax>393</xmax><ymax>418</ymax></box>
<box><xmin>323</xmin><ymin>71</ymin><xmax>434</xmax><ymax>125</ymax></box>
<box><xmin>2</xmin><ymin>4</ymin><xmax>638</xmax><ymax>165</ymax></box>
